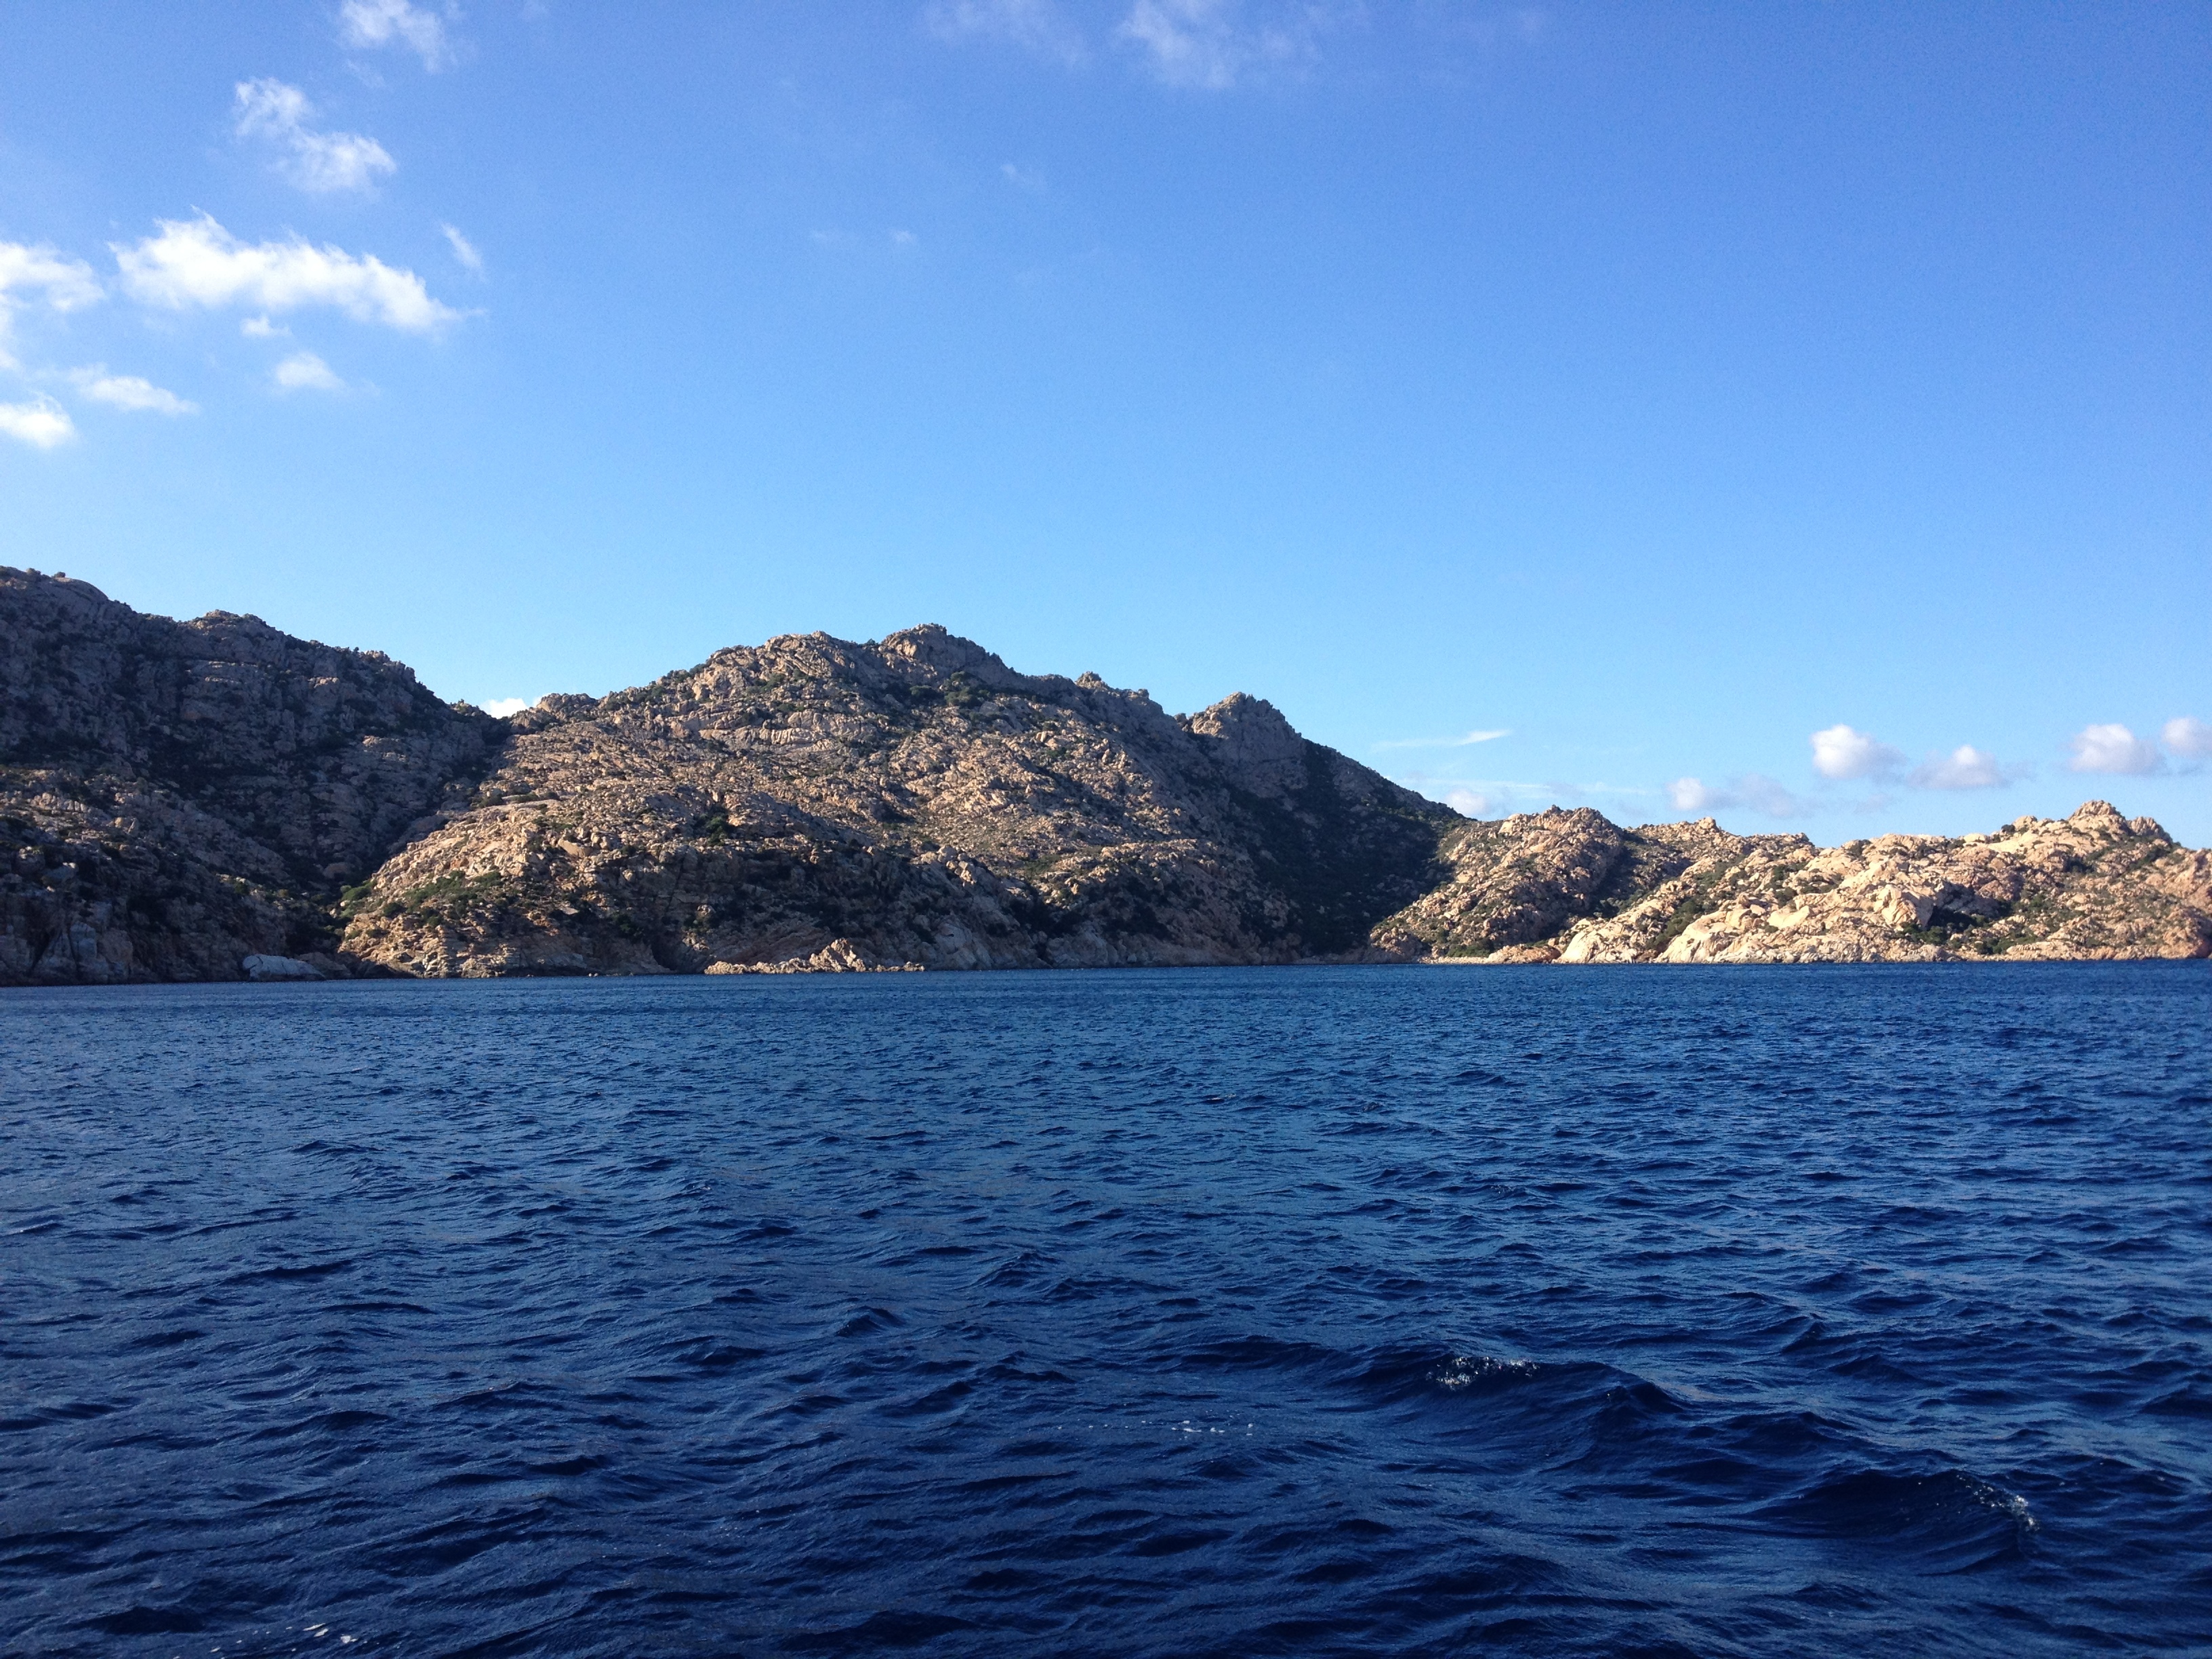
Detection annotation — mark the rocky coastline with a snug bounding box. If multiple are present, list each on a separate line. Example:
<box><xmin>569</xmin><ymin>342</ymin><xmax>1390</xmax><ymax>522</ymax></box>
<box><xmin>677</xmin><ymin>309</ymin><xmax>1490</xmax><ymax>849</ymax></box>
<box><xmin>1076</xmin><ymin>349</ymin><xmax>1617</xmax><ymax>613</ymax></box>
<box><xmin>5</xmin><ymin>567</ymin><xmax>2206</xmax><ymax>984</ymax></box>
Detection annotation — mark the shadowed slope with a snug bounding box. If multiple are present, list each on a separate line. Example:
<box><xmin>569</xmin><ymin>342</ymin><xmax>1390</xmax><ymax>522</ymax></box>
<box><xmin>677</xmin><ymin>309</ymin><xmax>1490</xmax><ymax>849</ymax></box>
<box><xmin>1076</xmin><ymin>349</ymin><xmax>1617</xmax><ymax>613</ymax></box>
<box><xmin>1</xmin><ymin>567</ymin><xmax>501</xmax><ymax>983</ymax></box>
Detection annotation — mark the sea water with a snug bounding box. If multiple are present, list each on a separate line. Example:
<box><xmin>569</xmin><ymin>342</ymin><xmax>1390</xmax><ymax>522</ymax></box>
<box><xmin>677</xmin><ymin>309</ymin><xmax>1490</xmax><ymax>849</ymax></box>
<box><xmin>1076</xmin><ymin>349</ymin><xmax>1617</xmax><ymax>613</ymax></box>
<box><xmin>3</xmin><ymin>964</ymin><xmax>2207</xmax><ymax>1656</ymax></box>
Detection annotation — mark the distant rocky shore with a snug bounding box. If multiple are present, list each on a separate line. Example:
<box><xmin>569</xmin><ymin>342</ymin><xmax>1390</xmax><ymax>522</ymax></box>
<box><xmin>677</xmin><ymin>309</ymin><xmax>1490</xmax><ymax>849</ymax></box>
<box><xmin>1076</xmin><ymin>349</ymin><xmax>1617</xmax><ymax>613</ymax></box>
<box><xmin>4</xmin><ymin>567</ymin><xmax>2206</xmax><ymax>985</ymax></box>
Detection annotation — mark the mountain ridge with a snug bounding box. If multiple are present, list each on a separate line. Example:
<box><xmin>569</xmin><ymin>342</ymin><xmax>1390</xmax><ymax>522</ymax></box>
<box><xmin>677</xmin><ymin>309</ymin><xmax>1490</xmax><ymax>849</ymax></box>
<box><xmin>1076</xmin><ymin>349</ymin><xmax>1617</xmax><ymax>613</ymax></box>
<box><xmin>3</xmin><ymin>567</ymin><xmax>2205</xmax><ymax>983</ymax></box>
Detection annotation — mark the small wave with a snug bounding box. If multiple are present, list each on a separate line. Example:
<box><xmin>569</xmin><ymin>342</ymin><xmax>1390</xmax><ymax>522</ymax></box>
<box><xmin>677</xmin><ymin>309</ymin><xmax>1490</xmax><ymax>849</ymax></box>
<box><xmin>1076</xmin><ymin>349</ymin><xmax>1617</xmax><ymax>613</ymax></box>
<box><xmin>125</xmin><ymin>1327</ymin><xmax>205</xmax><ymax>1350</ymax></box>
<box><xmin>668</xmin><ymin>1338</ymin><xmax>769</xmax><ymax>1370</ymax></box>
<box><xmin>251</xmin><ymin>1408</ymin><xmax>392</xmax><ymax>1441</ymax></box>
<box><xmin>1</xmin><ymin>1399</ymin><xmax>127</xmax><ymax>1433</ymax></box>
<box><xmin>1756</xmin><ymin>1465</ymin><xmax>2039</xmax><ymax>1570</ymax></box>
<box><xmin>225</xmin><ymin>1258</ymin><xmax>354</xmax><ymax>1284</ymax></box>
<box><xmin>835</xmin><ymin>1307</ymin><xmax>905</xmax><ymax>1338</ymax></box>
<box><xmin>1165</xmin><ymin>1334</ymin><xmax>1343</xmax><ymax>1374</ymax></box>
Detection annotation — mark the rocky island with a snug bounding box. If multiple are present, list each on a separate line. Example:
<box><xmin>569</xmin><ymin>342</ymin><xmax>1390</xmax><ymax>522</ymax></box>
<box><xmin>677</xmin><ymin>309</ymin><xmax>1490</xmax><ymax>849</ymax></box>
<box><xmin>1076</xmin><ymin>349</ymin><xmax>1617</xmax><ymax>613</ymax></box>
<box><xmin>4</xmin><ymin>567</ymin><xmax>2206</xmax><ymax>984</ymax></box>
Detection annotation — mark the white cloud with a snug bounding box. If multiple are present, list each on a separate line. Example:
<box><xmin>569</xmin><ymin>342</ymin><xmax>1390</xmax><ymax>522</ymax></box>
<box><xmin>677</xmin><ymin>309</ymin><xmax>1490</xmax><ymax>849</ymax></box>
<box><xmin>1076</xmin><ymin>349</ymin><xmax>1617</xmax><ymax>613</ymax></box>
<box><xmin>1910</xmin><ymin>745</ymin><xmax>2010</xmax><ymax>790</ymax></box>
<box><xmin>1376</xmin><ymin>729</ymin><xmax>1510</xmax><ymax>752</ymax></box>
<box><xmin>340</xmin><ymin>0</ymin><xmax>455</xmax><ymax>70</ymax></box>
<box><xmin>0</xmin><ymin>396</ymin><xmax>76</xmax><ymax>448</ymax></box>
<box><xmin>69</xmin><ymin>368</ymin><xmax>197</xmax><ymax>415</ymax></box>
<box><xmin>482</xmin><ymin>697</ymin><xmax>530</xmax><ymax>718</ymax></box>
<box><xmin>2158</xmin><ymin>716</ymin><xmax>2212</xmax><ymax>765</ymax></box>
<box><xmin>272</xmin><ymin>350</ymin><xmax>346</xmax><ymax>392</ymax></box>
<box><xmin>241</xmin><ymin>314</ymin><xmax>288</xmax><ymax>337</ymax></box>
<box><xmin>2163</xmin><ymin>716</ymin><xmax>2212</xmax><ymax>761</ymax></box>
<box><xmin>889</xmin><ymin>228</ymin><xmax>919</xmax><ymax>247</ymax></box>
<box><xmin>2067</xmin><ymin>723</ymin><xmax>2160</xmax><ymax>777</ymax></box>
<box><xmin>1443</xmin><ymin>787</ymin><xmax>1491</xmax><ymax>818</ymax></box>
<box><xmin>1118</xmin><ymin>0</ymin><xmax>1323</xmax><ymax>89</ymax></box>
<box><xmin>1809</xmin><ymin>723</ymin><xmax>1905</xmax><ymax>781</ymax></box>
<box><xmin>1000</xmin><ymin>161</ymin><xmax>1046</xmax><ymax>192</ymax></box>
<box><xmin>1668</xmin><ymin>776</ymin><xmax>1719</xmax><ymax>813</ymax></box>
<box><xmin>233</xmin><ymin>79</ymin><xmax>395</xmax><ymax>194</ymax></box>
<box><xmin>0</xmin><ymin>241</ymin><xmax>103</xmax><ymax>313</ymax></box>
<box><xmin>115</xmin><ymin>216</ymin><xmax>461</xmax><ymax>333</ymax></box>
<box><xmin>925</xmin><ymin>0</ymin><xmax>1086</xmax><ymax>64</ymax></box>
<box><xmin>0</xmin><ymin>242</ymin><xmax>104</xmax><ymax>366</ymax></box>
<box><xmin>441</xmin><ymin>223</ymin><xmax>483</xmax><ymax>273</ymax></box>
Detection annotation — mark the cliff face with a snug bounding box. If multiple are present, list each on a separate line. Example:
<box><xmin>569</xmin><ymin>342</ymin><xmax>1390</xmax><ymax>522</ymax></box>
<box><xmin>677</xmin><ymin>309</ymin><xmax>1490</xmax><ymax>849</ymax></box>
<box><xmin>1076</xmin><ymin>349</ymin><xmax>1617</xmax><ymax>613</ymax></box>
<box><xmin>4</xmin><ymin>569</ymin><xmax>2207</xmax><ymax>984</ymax></box>
<box><xmin>0</xmin><ymin>567</ymin><xmax>501</xmax><ymax>983</ymax></box>
<box><xmin>336</xmin><ymin>626</ymin><xmax>1455</xmax><ymax>976</ymax></box>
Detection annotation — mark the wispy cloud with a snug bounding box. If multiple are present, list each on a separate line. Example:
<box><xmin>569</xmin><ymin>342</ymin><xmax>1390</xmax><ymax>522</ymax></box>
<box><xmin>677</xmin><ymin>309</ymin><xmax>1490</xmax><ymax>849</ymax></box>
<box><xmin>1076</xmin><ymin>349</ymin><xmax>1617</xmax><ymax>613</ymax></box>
<box><xmin>441</xmin><ymin>223</ymin><xmax>484</xmax><ymax>274</ymax></box>
<box><xmin>1666</xmin><ymin>773</ymin><xmax>1807</xmax><ymax>819</ymax></box>
<box><xmin>272</xmin><ymin>351</ymin><xmax>346</xmax><ymax>393</ymax></box>
<box><xmin>1118</xmin><ymin>0</ymin><xmax>1333</xmax><ymax>89</ymax></box>
<box><xmin>115</xmin><ymin>216</ymin><xmax>461</xmax><ymax>333</ymax></box>
<box><xmin>2067</xmin><ymin>722</ymin><xmax>2160</xmax><ymax>777</ymax></box>
<box><xmin>929</xmin><ymin>0</ymin><xmax>1351</xmax><ymax>87</ymax></box>
<box><xmin>340</xmin><ymin>0</ymin><xmax>456</xmax><ymax>70</ymax></box>
<box><xmin>924</xmin><ymin>0</ymin><xmax>1086</xmax><ymax>64</ymax></box>
<box><xmin>1419</xmin><ymin>4</ymin><xmax>1547</xmax><ymax>51</ymax></box>
<box><xmin>0</xmin><ymin>396</ymin><xmax>76</xmax><ymax>449</ymax></box>
<box><xmin>1809</xmin><ymin>723</ymin><xmax>1905</xmax><ymax>781</ymax></box>
<box><xmin>69</xmin><ymin>368</ymin><xmax>197</xmax><ymax>415</ymax></box>
<box><xmin>1395</xmin><ymin>771</ymin><xmax>1653</xmax><ymax>821</ymax></box>
<box><xmin>233</xmin><ymin>79</ymin><xmax>395</xmax><ymax>194</ymax></box>
<box><xmin>1374</xmin><ymin>729</ymin><xmax>1509</xmax><ymax>751</ymax></box>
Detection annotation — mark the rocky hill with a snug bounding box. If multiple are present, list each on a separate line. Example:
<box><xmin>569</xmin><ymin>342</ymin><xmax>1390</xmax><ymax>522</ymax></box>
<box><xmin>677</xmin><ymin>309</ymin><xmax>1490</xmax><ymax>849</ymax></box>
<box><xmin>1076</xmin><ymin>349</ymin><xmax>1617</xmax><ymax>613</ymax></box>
<box><xmin>3</xmin><ymin>569</ymin><xmax>2206</xmax><ymax>983</ymax></box>
<box><xmin>338</xmin><ymin>624</ymin><xmax>1457</xmax><ymax>975</ymax></box>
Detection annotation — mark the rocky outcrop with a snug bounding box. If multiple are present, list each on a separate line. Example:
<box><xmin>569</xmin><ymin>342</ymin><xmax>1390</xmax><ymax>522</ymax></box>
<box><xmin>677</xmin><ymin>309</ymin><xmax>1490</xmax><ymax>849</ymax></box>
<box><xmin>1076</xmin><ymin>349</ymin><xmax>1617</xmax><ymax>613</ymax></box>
<box><xmin>1550</xmin><ymin>802</ymin><xmax>2212</xmax><ymax>964</ymax></box>
<box><xmin>1368</xmin><ymin>808</ymin><xmax>1795</xmax><ymax>960</ymax></box>
<box><xmin>1</xmin><ymin>567</ymin><xmax>501</xmax><ymax>983</ymax></box>
<box><xmin>5</xmin><ymin>570</ymin><xmax>2205</xmax><ymax>983</ymax></box>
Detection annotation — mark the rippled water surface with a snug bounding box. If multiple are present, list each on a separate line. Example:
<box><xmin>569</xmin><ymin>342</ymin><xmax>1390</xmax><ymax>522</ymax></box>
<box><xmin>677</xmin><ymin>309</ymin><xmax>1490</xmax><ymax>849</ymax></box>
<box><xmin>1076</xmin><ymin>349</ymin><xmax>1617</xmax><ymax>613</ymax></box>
<box><xmin>4</xmin><ymin>965</ymin><xmax>2209</xmax><ymax>1656</ymax></box>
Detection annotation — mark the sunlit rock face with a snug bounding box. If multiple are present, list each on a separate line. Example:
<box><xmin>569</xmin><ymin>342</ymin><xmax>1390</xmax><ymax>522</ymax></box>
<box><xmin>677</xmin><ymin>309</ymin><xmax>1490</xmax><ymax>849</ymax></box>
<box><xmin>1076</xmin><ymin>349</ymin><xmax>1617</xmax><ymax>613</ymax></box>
<box><xmin>337</xmin><ymin>626</ymin><xmax>1456</xmax><ymax>977</ymax></box>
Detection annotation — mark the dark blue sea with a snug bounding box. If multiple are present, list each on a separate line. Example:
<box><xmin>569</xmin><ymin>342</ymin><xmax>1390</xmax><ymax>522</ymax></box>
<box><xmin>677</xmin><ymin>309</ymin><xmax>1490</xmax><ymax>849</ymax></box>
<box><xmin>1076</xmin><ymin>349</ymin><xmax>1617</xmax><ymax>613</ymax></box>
<box><xmin>3</xmin><ymin>965</ymin><xmax>2209</xmax><ymax>1657</ymax></box>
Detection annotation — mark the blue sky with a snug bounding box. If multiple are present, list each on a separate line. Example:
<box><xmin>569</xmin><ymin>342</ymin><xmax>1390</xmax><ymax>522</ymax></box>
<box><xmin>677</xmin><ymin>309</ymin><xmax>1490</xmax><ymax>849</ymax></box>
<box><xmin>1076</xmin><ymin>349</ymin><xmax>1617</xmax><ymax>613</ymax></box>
<box><xmin>3</xmin><ymin>1</ymin><xmax>2207</xmax><ymax>842</ymax></box>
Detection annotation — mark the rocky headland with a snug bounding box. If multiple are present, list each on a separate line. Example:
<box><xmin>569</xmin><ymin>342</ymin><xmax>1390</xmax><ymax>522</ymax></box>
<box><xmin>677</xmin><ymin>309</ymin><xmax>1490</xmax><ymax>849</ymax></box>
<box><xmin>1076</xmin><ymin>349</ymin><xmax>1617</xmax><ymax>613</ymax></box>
<box><xmin>5</xmin><ymin>567</ymin><xmax>2206</xmax><ymax>983</ymax></box>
